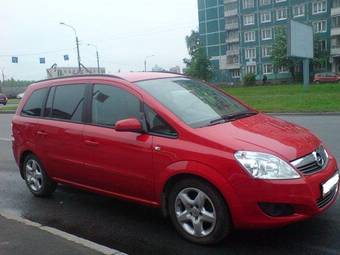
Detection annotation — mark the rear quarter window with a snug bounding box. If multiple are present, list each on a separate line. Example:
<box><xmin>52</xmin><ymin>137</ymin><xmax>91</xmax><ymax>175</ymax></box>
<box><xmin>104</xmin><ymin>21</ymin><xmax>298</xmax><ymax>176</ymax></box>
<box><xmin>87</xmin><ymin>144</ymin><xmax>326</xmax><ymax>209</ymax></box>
<box><xmin>21</xmin><ymin>88</ymin><xmax>48</xmax><ymax>117</ymax></box>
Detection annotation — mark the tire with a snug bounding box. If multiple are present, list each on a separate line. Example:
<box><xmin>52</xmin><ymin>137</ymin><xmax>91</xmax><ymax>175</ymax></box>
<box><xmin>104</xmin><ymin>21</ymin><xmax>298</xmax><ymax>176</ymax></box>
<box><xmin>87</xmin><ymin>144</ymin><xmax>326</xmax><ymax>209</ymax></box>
<box><xmin>167</xmin><ymin>178</ymin><xmax>231</xmax><ymax>245</ymax></box>
<box><xmin>23</xmin><ymin>154</ymin><xmax>57</xmax><ymax>197</ymax></box>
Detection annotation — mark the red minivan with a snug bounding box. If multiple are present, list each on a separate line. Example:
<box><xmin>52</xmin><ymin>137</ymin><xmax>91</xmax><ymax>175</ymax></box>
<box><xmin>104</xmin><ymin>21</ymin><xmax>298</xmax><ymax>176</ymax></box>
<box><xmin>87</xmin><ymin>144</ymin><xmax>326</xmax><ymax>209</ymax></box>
<box><xmin>12</xmin><ymin>73</ymin><xmax>339</xmax><ymax>244</ymax></box>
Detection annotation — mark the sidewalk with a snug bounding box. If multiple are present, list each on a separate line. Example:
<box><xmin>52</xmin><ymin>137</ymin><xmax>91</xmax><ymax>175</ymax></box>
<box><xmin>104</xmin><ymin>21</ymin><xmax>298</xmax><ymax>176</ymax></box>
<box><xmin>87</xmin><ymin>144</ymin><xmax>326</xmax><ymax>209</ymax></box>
<box><xmin>0</xmin><ymin>213</ymin><xmax>125</xmax><ymax>255</ymax></box>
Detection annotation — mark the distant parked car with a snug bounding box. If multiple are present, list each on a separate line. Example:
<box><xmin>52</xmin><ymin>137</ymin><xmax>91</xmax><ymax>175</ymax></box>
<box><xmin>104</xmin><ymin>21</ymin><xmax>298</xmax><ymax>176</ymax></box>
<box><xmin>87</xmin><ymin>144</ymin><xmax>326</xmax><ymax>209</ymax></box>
<box><xmin>0</xmin><ymin>93</ymin><xmax>8</xmax><ymax>105</ymax></box>
<box><xmin>17</xmin><ymin>92</ymin><xmax>25</xmax><ymax>99</ymax></box>
<box><xmin>314</xmin><ymin>72</ymin><xmax>340</xmax><ymax>84</ymax></box>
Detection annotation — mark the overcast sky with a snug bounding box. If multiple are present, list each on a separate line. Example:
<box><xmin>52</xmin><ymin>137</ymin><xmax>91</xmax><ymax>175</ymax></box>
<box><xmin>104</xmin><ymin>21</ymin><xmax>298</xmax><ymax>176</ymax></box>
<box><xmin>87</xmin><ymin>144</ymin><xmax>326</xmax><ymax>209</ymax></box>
<box><xmin>0</xmin><ymin>0</ymin><xmax>198</xmax><ymax>80</ymax></box>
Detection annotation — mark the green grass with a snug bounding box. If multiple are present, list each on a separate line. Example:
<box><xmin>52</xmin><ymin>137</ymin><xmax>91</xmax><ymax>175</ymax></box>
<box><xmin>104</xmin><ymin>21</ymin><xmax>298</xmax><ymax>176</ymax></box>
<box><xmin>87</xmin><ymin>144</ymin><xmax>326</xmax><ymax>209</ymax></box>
<box><xmin>0</xmin><ymin>105</ymin><xmax>17</xmax><ymax>112</ymax></box>
<box><xmin>222</xmin><ymin>83</ymin><xmax>340</xmax><ymax>113</ymax></box>
<box><xmin>0</xmin><ymin>98</ymin><xmax>20</xmax><ymax>112</ymax></box>
<box><xmin>8</xmin><ymin>98</ymin><xmax>20</xmax><ymax>104</ymax></box>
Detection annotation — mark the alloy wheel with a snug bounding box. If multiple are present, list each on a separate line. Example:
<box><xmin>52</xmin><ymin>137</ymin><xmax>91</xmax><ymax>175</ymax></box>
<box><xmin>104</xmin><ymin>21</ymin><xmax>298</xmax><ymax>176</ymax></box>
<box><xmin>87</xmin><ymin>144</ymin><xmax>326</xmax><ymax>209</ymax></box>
<box><xmin>25</xmin><ymin>159</ymin><xmax>43</xmax><ymax>192</ymax></box>
<box><xmin>174</xmin><ymin>188</ymin><xmax>216</xmax><ymax>238</ymax></box>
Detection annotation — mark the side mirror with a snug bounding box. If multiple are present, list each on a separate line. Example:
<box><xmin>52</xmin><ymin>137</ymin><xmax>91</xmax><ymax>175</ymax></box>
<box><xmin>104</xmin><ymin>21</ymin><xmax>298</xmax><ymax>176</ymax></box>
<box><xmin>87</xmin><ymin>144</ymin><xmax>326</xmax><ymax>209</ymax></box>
<box><xmin>115</xmin><ymin>118</ymin><xmax>143</xmax><ymax>133</ymax></box>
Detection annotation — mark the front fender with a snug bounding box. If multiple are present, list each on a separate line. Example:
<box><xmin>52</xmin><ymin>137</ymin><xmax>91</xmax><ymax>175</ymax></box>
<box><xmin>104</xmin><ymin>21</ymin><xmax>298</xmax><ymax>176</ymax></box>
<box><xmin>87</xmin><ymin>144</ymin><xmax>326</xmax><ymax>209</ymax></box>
<box><xmin>156</xmin><ymin>160</ymin><xmax>241</xmax><ymax>220</ymax></box>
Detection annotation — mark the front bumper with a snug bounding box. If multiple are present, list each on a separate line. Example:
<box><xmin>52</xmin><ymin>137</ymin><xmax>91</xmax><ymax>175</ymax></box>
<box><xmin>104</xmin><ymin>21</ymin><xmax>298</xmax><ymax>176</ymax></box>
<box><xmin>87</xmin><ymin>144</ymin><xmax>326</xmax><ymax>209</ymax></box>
<box><xmin>230</xmin><ymin>157</ymin><xmax>339</xmax><ymax>229</ymax></box>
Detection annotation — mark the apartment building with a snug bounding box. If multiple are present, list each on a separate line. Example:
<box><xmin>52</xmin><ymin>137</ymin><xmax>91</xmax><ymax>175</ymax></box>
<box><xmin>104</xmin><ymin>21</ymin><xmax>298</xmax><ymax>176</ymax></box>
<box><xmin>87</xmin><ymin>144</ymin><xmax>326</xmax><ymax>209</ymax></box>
<box><xmin>198</xmin><ymin>0</ymin><xmax>332</xmax><ymax>82</ymax></box>
<box><xmin>332</xmin><ymin>0</ymin><xmax>340</xmax><ymax>73</ymax></box>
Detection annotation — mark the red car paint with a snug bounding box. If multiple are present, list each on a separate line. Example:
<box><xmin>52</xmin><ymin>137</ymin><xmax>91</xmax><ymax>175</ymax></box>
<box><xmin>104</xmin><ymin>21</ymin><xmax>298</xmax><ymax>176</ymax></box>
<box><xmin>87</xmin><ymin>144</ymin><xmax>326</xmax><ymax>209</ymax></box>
<box><xmin>12</xmin><ymin>73</ymin><xmax>339</xmax><ymax>230</ymax></box>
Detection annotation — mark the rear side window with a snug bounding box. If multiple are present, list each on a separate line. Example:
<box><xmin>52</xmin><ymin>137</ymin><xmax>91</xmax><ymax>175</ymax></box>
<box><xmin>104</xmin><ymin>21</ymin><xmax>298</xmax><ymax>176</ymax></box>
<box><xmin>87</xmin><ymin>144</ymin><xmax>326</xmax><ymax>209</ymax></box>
<box><xmin>50</xmin><ymin>84</ymin><xmax>86</xmax><ymax>122</ymax></box>
<box><xmin>22</xmin><ymin>88</ymin><xmax>48</xmax><ymax>117</ymax></box>
<box><xmin>91</xmin><ymin>84</ymin><xmax>141</xmax><ymax>127</ymax></box>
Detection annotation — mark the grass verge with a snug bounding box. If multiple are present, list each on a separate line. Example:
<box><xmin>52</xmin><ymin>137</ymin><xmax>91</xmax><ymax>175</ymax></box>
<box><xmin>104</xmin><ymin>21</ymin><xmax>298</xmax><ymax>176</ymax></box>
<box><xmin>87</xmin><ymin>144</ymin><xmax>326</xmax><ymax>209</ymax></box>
<box><xmin>222</xmin><ymin>83</ymin><xmax>340</xmax><ymax>113</ymax></box>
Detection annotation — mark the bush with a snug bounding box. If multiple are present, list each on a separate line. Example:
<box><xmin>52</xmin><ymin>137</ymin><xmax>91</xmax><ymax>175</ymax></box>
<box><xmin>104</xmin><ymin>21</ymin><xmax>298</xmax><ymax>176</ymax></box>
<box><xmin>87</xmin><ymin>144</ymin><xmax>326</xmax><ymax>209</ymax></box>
<box><xmin>243</xmin><ymin>73</ymin><xmax>256</xmax><ymax>86</ymax></box>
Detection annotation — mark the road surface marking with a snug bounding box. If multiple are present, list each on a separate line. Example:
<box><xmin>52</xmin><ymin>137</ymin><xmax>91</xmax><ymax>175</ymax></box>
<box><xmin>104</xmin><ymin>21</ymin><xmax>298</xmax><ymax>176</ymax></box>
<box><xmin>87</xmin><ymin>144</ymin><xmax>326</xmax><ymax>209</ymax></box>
<box><xmin>0</xmin><ymin>137</ymin><xmax>11</xmax><ymax>142</ymax></box>
<box><xmin>0</xmin><ymin>210</ymin><xmax>127</xmax><ymax>255</ymax></box>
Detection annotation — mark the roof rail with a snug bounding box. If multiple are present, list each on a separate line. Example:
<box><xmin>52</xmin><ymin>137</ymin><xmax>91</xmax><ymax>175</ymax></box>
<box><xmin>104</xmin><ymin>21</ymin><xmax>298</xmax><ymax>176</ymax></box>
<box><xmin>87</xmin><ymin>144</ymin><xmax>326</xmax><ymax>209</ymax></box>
<box><xmin>150</xmin><ymin>71</ymin><xmax>185</xmax><ymax>76</ymax></box>
<box><xmin>34</xmin><ymin>74</ymin><xmax>126</xmax><ymax>84</ymax></box>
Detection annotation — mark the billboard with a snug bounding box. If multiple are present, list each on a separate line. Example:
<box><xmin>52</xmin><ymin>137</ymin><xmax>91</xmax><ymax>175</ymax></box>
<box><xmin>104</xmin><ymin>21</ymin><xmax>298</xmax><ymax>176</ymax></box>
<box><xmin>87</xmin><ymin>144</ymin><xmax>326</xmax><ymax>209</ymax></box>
<box><xmin>288</xmin><ymin>20</ymin><xmax>314</xmax><ymax>59</ymax></box>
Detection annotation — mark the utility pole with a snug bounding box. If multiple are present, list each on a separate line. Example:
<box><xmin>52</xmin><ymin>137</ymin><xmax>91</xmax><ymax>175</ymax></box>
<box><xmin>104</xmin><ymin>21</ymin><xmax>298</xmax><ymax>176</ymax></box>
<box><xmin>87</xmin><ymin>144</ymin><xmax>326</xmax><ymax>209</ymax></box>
<box><xmin>96</xmin><ymin>50</ymin><xmax>100</xmax><ymax>73</ymax></box>
<box><xmin>0</xmin><ymin>69</ymin><xmax>4</xmax><ymax>93</ymax></box>
<box><xmin>60</xmin><ymin>22</ymin><xmax>82</xmax><ymax>73</ymax></box>
<box><xmin>87</xmin><ymin>43</ymin><xmax>100</xmax><ymax>73</ymax></box>
<box><xmin>144</xmin><ymin>55</ymin><xmax>155</xmax><ymax>72</ymax></box>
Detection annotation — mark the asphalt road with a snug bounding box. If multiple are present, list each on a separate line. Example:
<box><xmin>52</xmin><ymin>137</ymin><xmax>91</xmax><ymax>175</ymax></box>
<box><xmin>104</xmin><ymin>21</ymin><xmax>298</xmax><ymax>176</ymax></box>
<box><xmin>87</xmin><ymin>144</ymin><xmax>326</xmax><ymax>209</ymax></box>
<box><xmin>0</xmin><ymin>113</ymin><xmax>339</xmax><ymax>255</ymax></box>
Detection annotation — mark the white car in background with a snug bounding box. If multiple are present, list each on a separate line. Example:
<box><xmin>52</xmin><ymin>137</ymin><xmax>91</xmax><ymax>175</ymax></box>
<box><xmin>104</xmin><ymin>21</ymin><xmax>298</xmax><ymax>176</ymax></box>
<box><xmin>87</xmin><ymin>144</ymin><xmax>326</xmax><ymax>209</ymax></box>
<box><xmin>17</xmin><ymin>92</ymin><xmax>24</xmax><ymax>99</ymax></box>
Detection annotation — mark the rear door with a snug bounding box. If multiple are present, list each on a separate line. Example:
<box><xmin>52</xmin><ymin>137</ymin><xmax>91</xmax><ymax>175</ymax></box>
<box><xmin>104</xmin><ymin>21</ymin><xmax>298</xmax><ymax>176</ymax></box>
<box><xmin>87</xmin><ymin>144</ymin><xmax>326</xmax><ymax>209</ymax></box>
<box><xmin>13</xmin><ymin>87</ymin><xmax>49</xmax><ymax>164</ymax></box>
<box><xmin>37</xmin><ymin>84</ymin><xmax>88</xmax><ymax>183</ymax></box>
<box><xmin>82</xmin><ymin>83</ymin><xmax>155</xmax><ymax>202</ymax></box>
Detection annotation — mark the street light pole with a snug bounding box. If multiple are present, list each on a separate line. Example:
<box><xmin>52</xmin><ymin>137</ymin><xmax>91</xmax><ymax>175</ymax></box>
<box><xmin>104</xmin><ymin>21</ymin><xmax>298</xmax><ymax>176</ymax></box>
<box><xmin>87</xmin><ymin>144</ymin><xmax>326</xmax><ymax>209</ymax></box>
<box><xmin>144</xmin><ymin>55</ymin><xmax>155</xmax><ymax>72</ymax></box>
<box><xmin>87</xmin><ymin>43</ymin><xmax>100</xmax><ymax>73</ymax></box>
<box><xmin>60</xmin><ymin>22</ymin><xmax>81</xmax><ymax>73</ymax></box>
<box><xmin>0</xmin><ymin>69</ymin><xmax>4</xmax><ymax>93</ymax></box>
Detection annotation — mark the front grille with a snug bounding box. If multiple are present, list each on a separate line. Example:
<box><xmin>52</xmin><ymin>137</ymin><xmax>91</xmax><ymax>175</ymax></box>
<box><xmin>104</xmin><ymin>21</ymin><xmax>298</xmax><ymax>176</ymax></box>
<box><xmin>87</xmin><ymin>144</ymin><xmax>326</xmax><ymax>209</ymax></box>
<box><xmin>296</xmin><ymin>161</ymin><xmax>322</xmax><ymax>175</ymax></box>
<box><xmin>316</xmin><ymin>187</ymin><xmax>338</xmax><ymax>208</ymax></box>
<box><xmin>291</xmin><ymin>145</ymin><xmax>329</xmax><ymax>175</ymax></box>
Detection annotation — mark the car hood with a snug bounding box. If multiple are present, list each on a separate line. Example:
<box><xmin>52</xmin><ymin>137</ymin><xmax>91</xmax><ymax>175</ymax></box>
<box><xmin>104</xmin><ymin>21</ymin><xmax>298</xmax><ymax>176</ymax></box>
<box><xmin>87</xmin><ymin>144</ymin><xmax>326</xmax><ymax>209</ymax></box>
<box><xmin>195</xmin><ymin>113</ymin><xmax>320</xmax><ymax>161</ymax></box>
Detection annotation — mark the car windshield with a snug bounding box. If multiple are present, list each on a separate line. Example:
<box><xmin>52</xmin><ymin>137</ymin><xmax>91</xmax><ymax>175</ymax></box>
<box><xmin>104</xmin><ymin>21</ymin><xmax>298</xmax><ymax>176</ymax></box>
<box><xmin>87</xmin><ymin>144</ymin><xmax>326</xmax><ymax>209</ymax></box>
<box><xmin>136</xmin><ymin>77</ymin><xmax>255</xmax><ymax>128</ymax></box>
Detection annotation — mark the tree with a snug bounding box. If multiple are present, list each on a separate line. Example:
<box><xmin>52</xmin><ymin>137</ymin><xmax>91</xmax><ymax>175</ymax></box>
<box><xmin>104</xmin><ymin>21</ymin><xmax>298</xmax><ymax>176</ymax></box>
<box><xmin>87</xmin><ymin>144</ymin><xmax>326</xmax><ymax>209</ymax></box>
<box><xmin>185</xmin><ymin>30</ymin><xmax>200</xmax><ymax>55</ymax></box>
<box><xmin>271</xmin><ymin>26</ymin><xmax>300</xmax><ymax>81</ymax></box>
<box><xmin>183</xmin><ymin>30</ymin><xmax>212</xmax><ymax>81</ymax></box>
<box><xmin>313</xmin><ymin>35</ymin><xmax>330</xmax><ymax>72</ymax></box>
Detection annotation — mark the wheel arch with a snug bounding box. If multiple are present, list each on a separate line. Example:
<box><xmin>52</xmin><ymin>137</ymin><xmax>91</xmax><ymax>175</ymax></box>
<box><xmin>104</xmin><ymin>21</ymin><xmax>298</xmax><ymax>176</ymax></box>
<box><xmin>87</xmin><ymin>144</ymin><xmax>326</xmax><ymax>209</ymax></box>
<box><xmin>19</xmin><ymin>150</ymin><xmax>35</xmax><ymax>179</ymax></box>
<box><xmin>158</xmin><ymin>161</ymin><xmax>237</xmax><ymax>221</ymax></box>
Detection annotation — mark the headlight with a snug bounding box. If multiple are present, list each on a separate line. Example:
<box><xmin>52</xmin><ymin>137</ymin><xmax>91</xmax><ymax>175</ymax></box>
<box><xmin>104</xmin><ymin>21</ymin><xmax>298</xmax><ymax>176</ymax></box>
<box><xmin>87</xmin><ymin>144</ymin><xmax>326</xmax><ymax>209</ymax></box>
<box><xmin>234</xmin><ymin>151</ymin><xmax>300</xmax><ymax>180</ymax></box>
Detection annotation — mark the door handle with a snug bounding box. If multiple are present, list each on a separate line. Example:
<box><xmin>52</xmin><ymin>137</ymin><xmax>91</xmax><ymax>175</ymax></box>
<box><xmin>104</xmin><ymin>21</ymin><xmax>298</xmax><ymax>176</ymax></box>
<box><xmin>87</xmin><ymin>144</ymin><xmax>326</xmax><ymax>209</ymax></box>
<box><xmin>84</xmin><ymin>140</ymin><xmax>99</xmax><ymax>146</ymax></box>
<box><xmin>154</xmin><ymin>146</ymin><xmax>161</xmax><ymax>151</ymax></box>
<box><xmin>37</xmin><ymin>130</ymin><xmax>47</xmax><ymax>136</ymax></box>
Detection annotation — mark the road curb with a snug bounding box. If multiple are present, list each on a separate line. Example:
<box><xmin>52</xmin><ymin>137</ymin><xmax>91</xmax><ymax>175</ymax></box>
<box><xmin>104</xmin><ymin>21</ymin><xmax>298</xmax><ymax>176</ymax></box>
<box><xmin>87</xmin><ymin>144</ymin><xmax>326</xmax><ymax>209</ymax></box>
<box><xmin>0</xmin><ymin>210</ymin><xmax>127</xmax><ymax>255</ymax></box>
<box><xmin>267</xmin><ymin>112</ymin><xmax>340</xmax><ymax>116</ymax></box>
<box><xmin>0</xmin><ymin>111</ymin><xmax>16</xmax><ymax>114</ymax></box>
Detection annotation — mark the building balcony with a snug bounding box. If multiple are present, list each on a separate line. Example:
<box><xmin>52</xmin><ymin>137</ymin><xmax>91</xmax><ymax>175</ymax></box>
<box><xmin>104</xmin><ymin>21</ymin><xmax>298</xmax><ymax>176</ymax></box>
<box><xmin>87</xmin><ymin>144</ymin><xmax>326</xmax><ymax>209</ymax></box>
<box><xmin>331</xmin><ymin>27</ymin><xmax>340</xmax><ymax>36</ymax></box>
<box><xmin>226</xmin><ymin>49</ymin><xmax>239</xmax><ymax>56</ymax></box>
<box><xmin>224</xmin><ymin>0</ymin><xmax>237</xmax><ymax>3</ymax></box>
<box><xmin>225</xmin><ymin>9</ymin><xmax>238</xmax><ymax>17</ymax></box>
<box><xmin>225</xmin><ymin>23</ymin><xmax>239</xmax><ymax>30</ymax></box>
<box><xmin>226</xmin><ymin>63</ymin><xmax>240</xmax><ymax>70</ymax></box>
<box><xmin>331</xmin><ymin>47</ymin><xmax>340</xmax><ymax>56</ymax></box>
<box><xmin>331</xmin><ymin>6</ymin><xmax>340</xmax><ymax>16</ymax></box>
<box><xmin>226</xmin><ymin>37</ymin><xmax>239</xmax><ymax>43</ymax></box>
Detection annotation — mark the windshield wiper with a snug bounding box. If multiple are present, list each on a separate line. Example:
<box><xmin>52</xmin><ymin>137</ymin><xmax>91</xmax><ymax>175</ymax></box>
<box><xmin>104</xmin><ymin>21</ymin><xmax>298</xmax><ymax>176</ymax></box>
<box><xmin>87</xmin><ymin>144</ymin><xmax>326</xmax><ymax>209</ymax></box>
<box><xmin>208</xmin><ymin>111</ymin><xmax>257</xmax><ymax>126</ymax></box>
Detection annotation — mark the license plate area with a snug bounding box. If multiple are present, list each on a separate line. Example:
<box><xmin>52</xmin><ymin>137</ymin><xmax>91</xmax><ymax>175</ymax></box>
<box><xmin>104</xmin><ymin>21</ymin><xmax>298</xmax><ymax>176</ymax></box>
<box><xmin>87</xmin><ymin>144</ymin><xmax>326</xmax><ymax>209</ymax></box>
<box><xmin>322</xmin><ymin>172</ymin><xmax>339</xmax><ymax>197</ymax></box>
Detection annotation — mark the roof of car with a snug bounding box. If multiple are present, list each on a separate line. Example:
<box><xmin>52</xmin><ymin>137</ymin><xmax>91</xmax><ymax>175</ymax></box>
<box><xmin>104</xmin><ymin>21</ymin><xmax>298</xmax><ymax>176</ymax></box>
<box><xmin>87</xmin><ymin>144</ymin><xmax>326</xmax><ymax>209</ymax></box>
<box><xmin>36</xmin><ymin>72</ymin><xmax>185</xmax><ymax>84</ymax></box>
<box><xmin>116</xmin><ymin>72</ymin><xmax>184</xmax><ymax>82</ymax></box>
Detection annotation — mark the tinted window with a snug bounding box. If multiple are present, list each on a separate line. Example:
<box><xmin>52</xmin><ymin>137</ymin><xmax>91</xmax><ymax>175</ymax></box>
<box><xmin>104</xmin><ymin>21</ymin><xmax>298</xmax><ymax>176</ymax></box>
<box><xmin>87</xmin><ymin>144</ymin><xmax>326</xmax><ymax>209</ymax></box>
<box><xmin>22</xmin><ymin>88</ymin><xmax>48</xmax><ymax>117</ymax></box>
<box><xmin>144</xmin><ymin>105</ymin><xmax>177</xmax><ymax>137</ymax></box>
<box><xmin>51</xmin><ymin>84</ymin><xmax>86</xmax><ymax>122</ymax></box>
<box><xmin>44</xmin><ymin>86</ymin><xmax>55</xmax><ymax>117</ymax></box>
<box><xmin>92</xmin><ymin>84</ymin><xmax>141</xmax><ymax>127</ymax></box>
